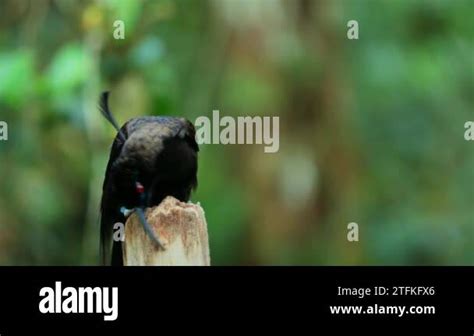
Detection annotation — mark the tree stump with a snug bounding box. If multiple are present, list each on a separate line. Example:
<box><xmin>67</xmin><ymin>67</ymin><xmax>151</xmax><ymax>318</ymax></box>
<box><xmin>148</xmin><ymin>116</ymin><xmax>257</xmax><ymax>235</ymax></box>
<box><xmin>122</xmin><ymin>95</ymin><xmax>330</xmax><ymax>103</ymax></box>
<box><xmin>123</xmin><ymin>196</ymin><xmax>210</xmax><ymax>266</ymax></box>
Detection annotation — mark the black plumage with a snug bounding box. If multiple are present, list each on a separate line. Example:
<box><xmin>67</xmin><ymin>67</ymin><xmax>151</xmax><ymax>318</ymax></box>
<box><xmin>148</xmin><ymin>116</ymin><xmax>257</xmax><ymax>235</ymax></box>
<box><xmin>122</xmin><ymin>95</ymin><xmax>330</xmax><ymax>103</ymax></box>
<box><xmin>99</xmin><ymin>92</ymin><xmax>199</xmax><ymax>265</ymax></box>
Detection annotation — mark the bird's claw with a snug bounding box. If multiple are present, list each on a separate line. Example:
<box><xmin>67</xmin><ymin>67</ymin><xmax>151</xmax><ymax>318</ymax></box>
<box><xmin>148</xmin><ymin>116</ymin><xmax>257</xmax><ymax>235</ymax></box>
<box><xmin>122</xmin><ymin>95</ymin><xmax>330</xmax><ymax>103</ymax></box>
<box><xmin>136</xmin><ymin>207</ymin><xmax>166</xmax><ymax>250</ymax></box>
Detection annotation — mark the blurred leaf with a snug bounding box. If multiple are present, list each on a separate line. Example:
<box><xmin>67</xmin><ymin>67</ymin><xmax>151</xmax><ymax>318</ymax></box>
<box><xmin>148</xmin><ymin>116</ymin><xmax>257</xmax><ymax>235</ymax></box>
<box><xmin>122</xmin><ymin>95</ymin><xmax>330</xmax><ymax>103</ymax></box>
<box><xmin>46</xmin><ymin>43</ymin><xmax>91</xmax><ymax>95</ymax></box>
<box><xmin>130</xmin><ymin>36</ymin><xmax>165</xmax><ymax>68</ymax></box>
<box><xmin>0</xmin><ymin>50</ymin><xmax>35</xmax><ymax>107</ymax></box>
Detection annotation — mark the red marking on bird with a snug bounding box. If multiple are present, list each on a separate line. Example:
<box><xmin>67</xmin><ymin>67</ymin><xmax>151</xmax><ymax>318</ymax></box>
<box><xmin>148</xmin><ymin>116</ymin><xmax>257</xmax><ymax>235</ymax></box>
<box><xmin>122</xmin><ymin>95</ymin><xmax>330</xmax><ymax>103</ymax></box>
<box><xmin>136</xmin><ymin>182</ymin><xmax>145</xmax><ymax>194</ymax></box>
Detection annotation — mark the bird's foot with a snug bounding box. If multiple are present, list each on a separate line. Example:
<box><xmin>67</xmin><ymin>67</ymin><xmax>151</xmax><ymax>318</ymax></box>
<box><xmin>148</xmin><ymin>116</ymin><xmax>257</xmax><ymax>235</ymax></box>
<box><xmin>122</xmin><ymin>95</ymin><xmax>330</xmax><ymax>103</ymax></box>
<box><xmin>120</xmin><ymin>206</ymin><xmax>135</xmax><ymax>218</ymax></box>
<box><xmin>119</xmin><ymin>206</ymin><xmax>166</xmax><ymax>250</ymax></box>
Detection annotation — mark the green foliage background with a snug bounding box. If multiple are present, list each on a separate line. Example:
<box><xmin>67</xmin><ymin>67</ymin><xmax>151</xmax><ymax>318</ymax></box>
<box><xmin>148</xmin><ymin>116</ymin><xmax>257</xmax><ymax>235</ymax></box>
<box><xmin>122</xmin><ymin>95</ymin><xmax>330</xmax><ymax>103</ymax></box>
<box><xmin>0</xmin><ymin>0</ymin><xmax>472</xmax><ymax>265</ymax></box>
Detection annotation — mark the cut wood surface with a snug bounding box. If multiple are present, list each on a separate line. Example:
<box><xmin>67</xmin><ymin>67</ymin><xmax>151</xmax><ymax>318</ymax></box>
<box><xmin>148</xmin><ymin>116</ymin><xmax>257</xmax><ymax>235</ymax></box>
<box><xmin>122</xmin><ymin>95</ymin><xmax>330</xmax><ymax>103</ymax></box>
<box><xmin>123</xmin><ymin>196</ymin><xmax>210</xmax><ymax>266</ymax></box>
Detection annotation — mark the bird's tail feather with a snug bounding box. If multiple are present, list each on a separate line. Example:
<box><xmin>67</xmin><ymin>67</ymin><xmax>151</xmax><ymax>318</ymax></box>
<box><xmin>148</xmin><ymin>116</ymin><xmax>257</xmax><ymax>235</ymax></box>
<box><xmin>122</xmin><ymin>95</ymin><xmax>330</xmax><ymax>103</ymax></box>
<box><xmin>99</xmin><ymin>91</ymin><xmax>126</xmax><ymax>142</ymax></box>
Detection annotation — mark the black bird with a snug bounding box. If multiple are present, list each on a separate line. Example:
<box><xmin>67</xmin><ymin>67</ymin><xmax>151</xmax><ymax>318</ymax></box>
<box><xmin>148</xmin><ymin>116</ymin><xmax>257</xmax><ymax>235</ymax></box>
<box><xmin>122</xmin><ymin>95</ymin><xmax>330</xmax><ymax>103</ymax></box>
<box><xmin>99</xmin><ymin>92</ymin><xmax>199</xmax><ymax>265</ymax></box>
